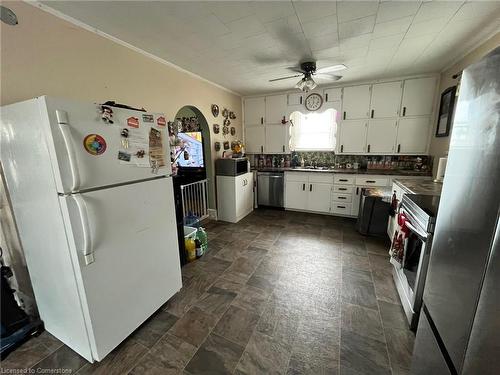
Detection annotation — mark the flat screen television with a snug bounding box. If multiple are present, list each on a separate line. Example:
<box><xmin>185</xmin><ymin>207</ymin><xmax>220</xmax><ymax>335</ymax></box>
<box><xmin>174</xmin><ymin>131</ymin><xmax>205</xmax><ymax>168</ymax></box>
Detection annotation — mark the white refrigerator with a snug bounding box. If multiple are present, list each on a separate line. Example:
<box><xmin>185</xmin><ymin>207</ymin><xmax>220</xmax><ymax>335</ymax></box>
<box><xmin>0</xmin><ymin>96</ymin><xmax>182</xmax><ymax>362</ymax></box>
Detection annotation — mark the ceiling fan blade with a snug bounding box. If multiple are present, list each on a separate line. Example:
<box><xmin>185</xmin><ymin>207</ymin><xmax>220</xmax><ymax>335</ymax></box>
<box><xmin>286</xmin><ymin>66</ymin><xmax>305</xmax><ymax>73</ymax></box>
<box><xmin>269</xmin><ymin>74</ymin><xmax>302</xmax><ymax>82</ymax></box>
<box><xmin>316</xmin><ymin>64</ymin><xmax>347</xmax><ymax>74</ymax></box>
<box><xmin>315</xmin><ymin>73</ymin><xmax>343</xmax><ymax>81</ymax></box>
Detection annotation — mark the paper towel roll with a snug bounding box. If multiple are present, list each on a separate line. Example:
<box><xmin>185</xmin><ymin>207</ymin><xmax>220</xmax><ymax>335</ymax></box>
<box><xmin>435</xmin><ymin>157</ymin><xmax>447</xmax><ymax>182</ymax></box>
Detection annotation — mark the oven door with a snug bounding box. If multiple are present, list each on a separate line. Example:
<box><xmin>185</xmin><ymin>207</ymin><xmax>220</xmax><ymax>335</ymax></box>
<box><xmin>393</xmin><ymin>209</ymin><xmax>432</xmax><ymax>329</ymax></box>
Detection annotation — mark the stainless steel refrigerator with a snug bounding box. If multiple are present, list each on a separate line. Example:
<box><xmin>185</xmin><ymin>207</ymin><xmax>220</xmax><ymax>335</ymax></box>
<box><xmin>411</xmin><ymin>48</ymin><xmax>499</xmax><ymax>374</ymax></box>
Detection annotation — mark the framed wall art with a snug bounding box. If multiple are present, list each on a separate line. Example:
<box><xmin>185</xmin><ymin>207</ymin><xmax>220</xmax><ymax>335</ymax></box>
<box><xmin>436</xmin><ymin>86</ymin><xmax>457</xmax><ymax>137</ymax></box>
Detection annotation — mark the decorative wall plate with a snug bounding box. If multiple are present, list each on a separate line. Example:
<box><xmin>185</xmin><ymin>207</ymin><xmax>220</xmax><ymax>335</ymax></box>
<box><xmin>223</xmin><ymin>118</ymin><xmax>231</xmax><ymax>126</ymax></box>
<box><xmin>229</xmin><ymin>111</ymin><xmax>236</xmax><ymax>119</ymax></box>
<box><xmin>214</xmin><ymin>142</ymin><xmax>221</xmax><ymax>151</ymax></box>
<box><xmin>223</xmin><ymin>141</ymin><xmax>230</xmax><ymax>150</ymax></box>
<box><xmin>230</xmin><ymin>127</ymin><xmax>236</xmax><ymax>136</ymax></box>
<box><xmin>222</xmin><ymin>108</ymin><xmax>229</xmax><ymax>118</ymax></box>
<box><xmin>211</xmin><ymin>104</ymin><xmax>219</xmax><ymax>117</ymax></box>
<box><xmin>213</xmin><ymin>123</ymin><xmax>220</xmax><ymax>134</ymax></box>
<box><xmin>222</xmin><ymin>125</ymin><xmax>229</xmax><ymax>136</ymax></box>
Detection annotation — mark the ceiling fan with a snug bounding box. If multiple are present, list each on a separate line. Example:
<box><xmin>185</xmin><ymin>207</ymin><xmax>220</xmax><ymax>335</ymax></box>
<box><xmin>269</xmin><ymin>61</ymin><xmax>346</xmax><ymax>92</ymax></box>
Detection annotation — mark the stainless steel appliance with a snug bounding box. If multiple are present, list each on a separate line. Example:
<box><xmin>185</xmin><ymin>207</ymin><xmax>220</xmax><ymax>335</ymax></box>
<box><xmin>411</xmin><ymin>47</ymin><xmax>500</xmax><ymax>374</ymax></box>
<box><xmin>215</xmin><ymin>157</ymin><xmax>249</xmax><ymax>176</ymax></box>
<box><xmin>257</xmin><ymin>171</ymin><xmax>284</xmax><ymax>208</ymax></box>
<box><xmin>394</xmin><ymin>194</ymin><xmax>439</xmax><ymax>329</ymax></box>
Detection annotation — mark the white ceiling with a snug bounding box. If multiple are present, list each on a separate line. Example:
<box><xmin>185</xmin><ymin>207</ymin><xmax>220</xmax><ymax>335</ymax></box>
<box><xmin>41</xmin><ymin>1</ymin><xmax>500</xmax><ymax>95</ymax></box>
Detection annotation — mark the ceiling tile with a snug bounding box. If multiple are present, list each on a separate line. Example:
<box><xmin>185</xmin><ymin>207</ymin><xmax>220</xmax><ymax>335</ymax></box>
<box><xmin>369</xmin><ymin>33</ymin><xmax>404</xmax><ymax>51</ymax></box>
<box><xmin>225</xmin><ymin>15</ymin><xmax>266</xmax><ymax>38</ymax></box>
<box><xmin>264</xmin><ymin>15</ymin><xmax>303</xmax><ymax>37</ymax></box>
<box><xmin>337</xmin><ymin>1</ymin><xmax>379</xmax><ymax>23</ymax></box>
<box><xmin>413</xmin><ymin>1</ymin><xmax>463</xmax><ymax>23</ymax></box>
<box><xmin>252</xmin><ymin>2</ymin><xmax>296</xmax><ymax>23</ymax></box>
<box><xmin>292</xmin><ymin>1</ymin><xmax>337</xmax><ymax>24</ymax></box>
<box><xmin>453</xmin><ymin>1</ymin><xmax>500</xmax><ymax>20</ymax></box>
<box><xmin>341</xmin><ymin>46</ymin><xmax>369</xmax><ymax>59</ymax></box>
<box><xmin>406</xmin><ymin>17</ymin><xmax>449</xmax><ymax>38</ymax></box>
<box><xmin>314</xmin><ymin>46</ymin><xmax>341</xmax><ymax>60</ymax></box>
<box><xmin>301</xmin><ymin>15</ymin><xmax>338</xmax><ymax>38</ymax></box>
<box><xmin>372</xmin><ymin>16</ymin><xmax>413</xmax><ymax>38</ymax></box>
<box><xmin>339</xmin><ymin>15</ymin><xmax>376</xmax><ymax>39</ymax></box>
<box><xmin>340</xmin><ymin>34</ymin><xmax>372</xmax><ymax>51</ymax></box>
<box><xmin>208</xmin><ymin>1</ymin><xmax>254</xmax><ymax>23</ymax></box>
<box><xmin>376</xmin><ymin>1</ymin><xmax>421</xmax><ymax>24</ymax></box>
<box><xmin>308</xmin><ymin>32</ymin><xmax>339</xmax><ymax>52</ymax></box>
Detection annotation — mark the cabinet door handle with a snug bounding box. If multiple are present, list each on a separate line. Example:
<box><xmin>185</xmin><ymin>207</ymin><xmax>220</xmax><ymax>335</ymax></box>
<box><xmin>367</xmin><ymin>144</ymin><xmax>371</xmax><ymax>153</ymax></box>
<box><xmin>261</xmin><ymin>145</ymin><xmax>263</xmax><ymax>153</ymax></box>
<box><xmin>340</xmin><ymin>145</ymin><xmax>344</xmax><ymax>153</ymax></box>
<box><xmin>338</xmin><ymin>196</ymin><xmax>346</xmax><ymax>200</ymax></box>
<box><xmin>366</xmin><ymin>180</ymin><xmax>376</xmax><ymax>183</ymax></box>
<box><xmin>338</xmin><ymin>205</ymin><xmax>346</xmax><ymax>209</ymax></box>
<box><xmin>261</xmin><ymin>117</ymin><xmax>264</xmax><ymax>124</ymax></box>
<box><xmin>356</xmin><ymin>187</ymin><xmax>359</xmax><ymax>195</ymax></box>
<box><xmin>310</xmin><ymin>184</ymin><xmax>313</xmax><ymax>192</ymax></box>
<box><xmin>302</xmin><ymin>183</ymin><xmax>305</xmax><ymax>191</ymax></box>
<box><xmin>343</xmin><ymin>111</ymin><xmax>346</xmax><ymax>120</ymax></box>
<box><xmin>371</xmin><ymin>109</ymin><xmax>374</xmax><ymax>118</ymax></box>
<box><xmin>402</xmin><ymin>107</ymin><xmax>406</xmax><ymax>116</ymax></box>
<box><xmin>397</xmin><ymin>144</ymin><xmax>401</xmax><ymax>153</ymax></box>
<box><xmin>339</xmin><ymin>179</ymin><xmax>348</xmax><ymax>182</ymax></box>
<box><xmin>300</xmin><ymin>96</ymin><xmax>303</xmax><ymax>104</ymax></box>
<box><xmin>339</xmin><ymin>187</ymin><xmax>347</xmax><ymax>191</ymax></box>
<box><xmin>282</xmin><ymin>145</ymin><xmax>285</xmax><ymax>152</ymax></box>
<box><xmin>325</xmin><ymin>93</ymin><xmax>329</xmax><ymax>101</ymax></box>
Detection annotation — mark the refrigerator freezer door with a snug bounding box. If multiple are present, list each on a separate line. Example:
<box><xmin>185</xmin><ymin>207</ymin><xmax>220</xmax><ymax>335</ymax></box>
<box><xmin>41</xmin><ymin>96</ymin><xmax>171</xmax><ymax>194</ymax></box>
<box><xmin>60</xmin><ymin>177</ymin><xmax>181</xmax><ymax>360</ymax></box>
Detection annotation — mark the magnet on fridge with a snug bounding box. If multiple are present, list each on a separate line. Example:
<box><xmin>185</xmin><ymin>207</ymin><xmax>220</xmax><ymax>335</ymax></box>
<box><xmin>118</xmin><ymin>151</ymin><xmax>131</xmax><ymax>162</ymax></box>
<box><xmin>100</xmin><ymin>105</ymin><xmax>114</xmax><ymax>124</ymax></box>
<box><xmin>83</xmin><ymin>134</ymin><xmax>107</xmax><ymax>155</ymax></box>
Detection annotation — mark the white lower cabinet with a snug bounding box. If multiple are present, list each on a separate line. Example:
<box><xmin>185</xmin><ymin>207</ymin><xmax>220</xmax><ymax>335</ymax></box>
<box><xmin>284</xmin><ymin>172</ymin><xmax>332</xmax><ymax>213</ymax></box>
<box><xmin>308</xmin><ymin>183</ymin><xmax>332</xmax><ymax>213</ymax></box>
<box><xmin>216</xmin><ymin>172</ymin><xmax>254</xmax><ymax>223</ymax></box>
<box><xmin>284</xmin><ymin>180</ymin><xmax>308</xmax><ymax>210</ymax></box>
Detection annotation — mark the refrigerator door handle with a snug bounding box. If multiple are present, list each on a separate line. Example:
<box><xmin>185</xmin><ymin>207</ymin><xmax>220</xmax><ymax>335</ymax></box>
<box><xmin>72</xmin><ymin>194</ymin><xmax>94</xmax><ymax>265</ymax></box>
<box><xmin>57</xmin><ymin>110</ymin><xmax>81</xmax><ymax>192</ymax></box>
<box><xmin>405</xmin><ymin>221</ymin><xmax>428</xmax><ymax>241</ymax></box>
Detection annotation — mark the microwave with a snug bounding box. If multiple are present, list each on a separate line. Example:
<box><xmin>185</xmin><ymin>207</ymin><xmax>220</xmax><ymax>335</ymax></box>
<box><xmin>215</xmin><ymin>158</ymin><xmax>249</xmax><ymax>176</ymax></box>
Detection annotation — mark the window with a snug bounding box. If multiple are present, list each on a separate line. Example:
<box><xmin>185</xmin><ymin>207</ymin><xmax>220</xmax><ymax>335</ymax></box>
<box><xmin>290</xmin><ymin>109</ymin><xmax>337</xmax><ymax>151</ymax></box>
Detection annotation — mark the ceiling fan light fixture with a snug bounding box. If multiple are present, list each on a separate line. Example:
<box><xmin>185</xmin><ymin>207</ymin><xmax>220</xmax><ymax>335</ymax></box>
<box><xmin>296</xmin><ymin>75</ymin><xmax>317</xmax><ymax>92</ymax></box>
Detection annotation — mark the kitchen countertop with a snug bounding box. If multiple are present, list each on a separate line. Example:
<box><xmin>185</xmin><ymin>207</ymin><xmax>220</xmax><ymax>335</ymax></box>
<box><xmin>252</xmin><ymin>167</ymin><xmax>432</xmax><ymax>177</ymax></box>
<box><xmin>393</xmin><ymin>178</ymin><xmax>443</xmax><ymax>195</ymax></box>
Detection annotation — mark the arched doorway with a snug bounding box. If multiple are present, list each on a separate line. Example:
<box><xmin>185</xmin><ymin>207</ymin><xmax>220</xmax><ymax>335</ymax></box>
<box><xmin>173</xmin><ymin>105</ymin><xmax>215</xmax><ymax>210</ymax></box>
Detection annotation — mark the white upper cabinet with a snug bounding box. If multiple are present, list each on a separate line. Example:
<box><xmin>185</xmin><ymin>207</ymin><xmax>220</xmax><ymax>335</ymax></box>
<box><xmin>245</xmin><ymin>126</ymin><xmax>265</xmax><ymax>154</ymax></box>
<box><xmin>366</xmin><ymin>119</ymin><xmax>397</xmax><ymax>154</ymax></box>
<box><xmin>370</xmin><ymin>81</ymin><xmax>402</xmax><ymax>118</ymax></box>
<box><xmin>324</xmin><ymin>87</ymin><xmax>342</xmax><ymax>102</ymax></box>
<box><xmin>338</xmin><ymin>120</ymin><xmax>368</xmax><ymax>154</ymax></box>
<box><xmin>244</xmin><ymin>97</ymin><xmax>265</xmax><ymax>126</ymax></box>
<box><xmin>265</xmin><ymin>94</ymin><xmax>288</xmax><ymax>124</ymax></box>
<box><xmin>342</xmin><ymin>85</ymin><xmax>371</xmax><ymax>120</ymax></box>
<box><xmin>287</xmin><ymin>93</ymin><xmax>303</xmax><ymax>106</ymax></box>
<box><xmin>265</xmin><ymin>124</ymin><xmax>290</xmax><ymax>154</ymax></box>
<box><xmin>396</xmin><ymin>117</ymin><xmax>431</xmax><ymax>154</ymax></box>
<box><xmin>401</xmin><ymin>77</ymin><xmax>437</xmax><ymax>117</ymax></box>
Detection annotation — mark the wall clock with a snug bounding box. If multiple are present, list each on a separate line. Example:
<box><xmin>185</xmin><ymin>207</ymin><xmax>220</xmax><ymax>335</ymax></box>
<box><xmin>305</xmin><ymin>93</ymin><xmax>323</xmax><ymax>111</ymax></box>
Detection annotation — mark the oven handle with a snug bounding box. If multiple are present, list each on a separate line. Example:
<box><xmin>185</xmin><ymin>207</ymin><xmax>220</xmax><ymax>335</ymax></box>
<box><xmin>405</xmin><ymin>221</ymin><xmax>428</xmax><ymax>241</ymax></box>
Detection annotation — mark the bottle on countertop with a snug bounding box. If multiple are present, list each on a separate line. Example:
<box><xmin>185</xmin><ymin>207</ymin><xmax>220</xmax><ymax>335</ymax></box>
<box><xmin>300</xmin><ymin>157</ymin><xmax>305</xmax><ymax>167</ymax></box>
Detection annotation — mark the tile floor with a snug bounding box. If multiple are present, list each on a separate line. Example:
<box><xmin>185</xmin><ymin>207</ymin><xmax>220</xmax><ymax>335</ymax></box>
<box><xmin>1</xmin><ymin>209</ymin><xmax>415</xmax><ymax>374</ymax></box>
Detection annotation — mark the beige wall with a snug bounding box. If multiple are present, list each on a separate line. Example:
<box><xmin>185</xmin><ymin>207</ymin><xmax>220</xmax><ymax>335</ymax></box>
<box><xmin>429</xmin><ymin>32</ymin><xmax>500</xmax><ymax>177</ymax></box>
<box><xmin>0</xmin><ymin>1</ymin><xmax>242</xmax><ymax>208</ymax></box>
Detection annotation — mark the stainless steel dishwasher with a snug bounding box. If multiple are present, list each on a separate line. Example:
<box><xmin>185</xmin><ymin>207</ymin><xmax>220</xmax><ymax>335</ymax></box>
<box><xmin>257</xmin><ymin>171</ymin><xmax>284</xmax><ymax>208</ymax></box>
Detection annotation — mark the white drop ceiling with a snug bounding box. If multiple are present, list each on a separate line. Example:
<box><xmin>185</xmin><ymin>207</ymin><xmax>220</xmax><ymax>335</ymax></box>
<box><xmin>41</xmin><ymin>1</ymin><xmax>500</xmax><ymax>95</ymax></box>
